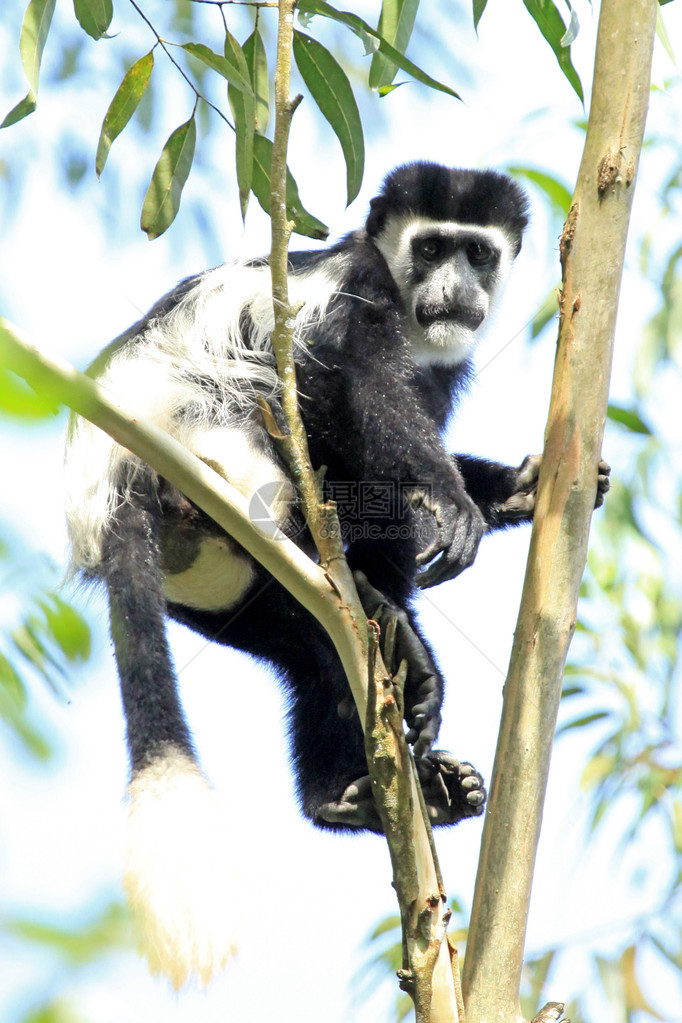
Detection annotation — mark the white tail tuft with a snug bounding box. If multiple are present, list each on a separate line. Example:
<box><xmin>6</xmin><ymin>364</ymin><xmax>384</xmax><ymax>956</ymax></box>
<box><xmin>124</xmin><ymin>748</ymin><xmax>241</xmax><ymax>989</ymax></box>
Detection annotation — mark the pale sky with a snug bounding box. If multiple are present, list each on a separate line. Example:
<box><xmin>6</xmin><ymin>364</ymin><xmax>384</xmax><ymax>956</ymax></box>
<box><xmin>1</xmin><ymin>3</ymin><xmax>681</xmax><ymax>1021</ymax></box>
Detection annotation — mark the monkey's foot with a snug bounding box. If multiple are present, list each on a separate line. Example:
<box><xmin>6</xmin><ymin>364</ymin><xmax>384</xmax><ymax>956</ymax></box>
<box><xmin>416</xmin><ymin>752</ymin><xmax>486</xmax><ymax>824</ymax></box>
<box><xmin>317</xmin><ymin>753</ymin><xmax>486</xmax><ymax>832</ymax></box>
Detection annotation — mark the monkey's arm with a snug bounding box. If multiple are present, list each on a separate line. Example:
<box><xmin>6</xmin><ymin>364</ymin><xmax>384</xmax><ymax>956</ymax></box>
<box><xmin>455</xmin><ymin>453</ymin><xmax>611</xmax><ymax>530</ymax></box>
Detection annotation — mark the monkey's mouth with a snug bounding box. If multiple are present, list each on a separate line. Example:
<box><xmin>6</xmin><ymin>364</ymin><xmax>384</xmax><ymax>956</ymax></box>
<box><xmin>416</xmin><ymin>304</ymin><xmax>485</xmax><ymax>331</ymax></box>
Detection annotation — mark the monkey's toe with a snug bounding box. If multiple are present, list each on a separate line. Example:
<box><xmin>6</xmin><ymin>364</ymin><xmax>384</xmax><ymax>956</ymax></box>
<box><xmin>317</xmin><ymin>775</ymin><xmax>382</xmax><ymax>832</ymax></box>
<box><xmin>416</xmin><ymin>751</ymin><xmax>486</xmax><ymax>825</ymax></box>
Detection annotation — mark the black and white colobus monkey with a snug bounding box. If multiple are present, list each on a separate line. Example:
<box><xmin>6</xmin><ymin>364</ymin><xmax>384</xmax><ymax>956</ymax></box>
<box><xmin>64</xmin><ymin>162</ymin><xmax>607</xmax><ymax>986</ymax></box>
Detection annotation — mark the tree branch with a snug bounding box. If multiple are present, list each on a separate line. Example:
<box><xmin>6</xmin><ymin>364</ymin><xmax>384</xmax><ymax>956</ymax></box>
<box><xmin>462</xmin><ymin>2</ymin><xmax>659</xmax><ymax>1020</ymax></box>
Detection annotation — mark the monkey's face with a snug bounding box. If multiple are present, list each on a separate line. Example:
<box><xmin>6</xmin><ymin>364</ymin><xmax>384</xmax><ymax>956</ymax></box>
<box><xmin>373</xmin><ymin>215</ymin><xmax>517</xmax><ymax>366</ymax></box>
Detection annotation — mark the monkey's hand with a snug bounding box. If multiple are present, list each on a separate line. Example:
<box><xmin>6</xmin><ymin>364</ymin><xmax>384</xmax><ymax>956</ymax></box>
<box><xmin>414</xmin><ymin>494</ymin><xmax>486</xmax><ymax>588</ymax></box>
<box><xmin>492</xmin><ymin>454</ymin><xmax>611</xmax><ymax>523</ymax></box>
<box><xmin>355</xmin><ymin>572</ymin><xmax>441</xmax><ymax>757</ymax></box>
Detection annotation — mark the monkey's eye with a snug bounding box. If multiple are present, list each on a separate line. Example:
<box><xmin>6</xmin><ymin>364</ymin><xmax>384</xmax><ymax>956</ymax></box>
<box><xmin>416</xmin><ymin>237</ymin><xmax>442</xmax><ymax>262</ymax></box>
<box><xmin>466</xmin><ymin>241</ymin><xmax>495</xmax><ymax>267</ymax></box>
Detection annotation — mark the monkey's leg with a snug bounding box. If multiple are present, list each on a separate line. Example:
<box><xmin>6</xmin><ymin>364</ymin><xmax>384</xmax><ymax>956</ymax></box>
<box><xmin>103</xmin><ymin>480</ymin><xmax>195</xmax><ymax>773</ymax></box>
<box><xmin>101</xmin><ymin>473</ymin><xmax>239</xmax><ymax>989</ymax></box>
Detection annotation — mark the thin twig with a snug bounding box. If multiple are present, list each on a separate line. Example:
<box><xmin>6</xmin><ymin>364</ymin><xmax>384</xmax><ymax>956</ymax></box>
<box><xmin>127</xmin><ymin>0</ymin><xmax>236</xmax><ymax>131</ymax></box>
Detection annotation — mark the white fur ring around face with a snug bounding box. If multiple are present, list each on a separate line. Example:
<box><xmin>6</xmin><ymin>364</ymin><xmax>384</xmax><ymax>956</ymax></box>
<box><xmin>123</xmin><ymin>749</ymin><xmax>242</xmax><ymax>989</ymax></box>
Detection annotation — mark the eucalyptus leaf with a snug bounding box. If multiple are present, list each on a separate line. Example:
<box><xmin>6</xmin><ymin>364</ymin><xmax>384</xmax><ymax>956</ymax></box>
<box><xmin>297</xmin><ymin>0</ymin><xmax>460</xmax><ymax>99</ymax></box>
<box><xmin>0</xmin><ymin>363</ymin><xmax>59</xmax><ymax>418</ymax></box>
<box><xmin>73</xmin><ymin>0</ymin><xmax>113</xmax><ymax>40</ymax></box>
<box><xmin>96</xmin><ymin>51</ymin><xmax>154</xmax><ymax>177</ymax></box>
<box><xmin>507</xmin><ymin>164</ymin><xmax>572</xmax><ymax>215</ymax></box>
<box><xmin>251</xmin><ymin>134</ymin><xmax>328</xmax><ymax>240</ymax></box>
<box><xmin>225</xmin><ymin>31</ymin><xmax>255</xmax><ymax>218</ymax></box>
<box><xmin>141</xmin><ymin>115</ymin><xmax>196</xmax><ymax>240</ymax></box>
<box><xmin>182</xmin><ymin>42</ymin><xmax>252</xmax><ymax>93</ymax></box>
<box><xmin>530</xmin><ymin>287</ymin><xmax>559</xmax><ymax>339</ymax></box>
<box><xmin>473</xmin><ymin>0</ymin><xmax>488</xmax><ymax>30</ymax></box>
<box><xmin>243</xmin><ymin>29</ymin><xmax>269</xmax><ymax>133</ymax></box>
<box><xmin>37</xmin><ymin>594</ymin><xmax>91</xmax><ymax>662</ymax></box>
<box><xmin>606</xmin><ymin>403</ymin><xmax>653</xmax><ymax>435</ymax></box>
<box><xmin>369</xmin><ymin>0</ymin><xmax>419</xmax><ymax>90</ymax></box>
<box><xmin>293</xmin><ymin>32</ymin><xmax>364</xmax><ymax>205</ymax></box>
<box><xmin>560</xmin><ymin>7</ymin><xmax>580</xmax><ymax>47</ymax></box>
<box><xmin>521</xmin><ymin>0</ymin><xmax>584</xmax><ymax>102</ymax></box>
<box><xmin>1</xmin><ymin>0</ymin><xmax>55</xmax><ymax>128</ymax></box>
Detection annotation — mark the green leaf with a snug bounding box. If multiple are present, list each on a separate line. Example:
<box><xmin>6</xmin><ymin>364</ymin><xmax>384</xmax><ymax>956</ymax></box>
<box><xmin>473</xmin><ymin>0</ymin><xmax>488</xmax><ymax>30</ymax></box>
<box><xmin>243</xmin><ymin>28</ymin><xmax>269</xmax><ymax>133</ymax></box>
<box><xmin>73</xmin><ymin>0</ymin><xmax>113</xmax><ymax>40</ymax></box>
<box><xmin>96</xmin><ymin>51</ymin><xmax>154</xmax><ymax>178</ymax></box>
<box><xmin>0</xmin><ymin>361</ymin><xmax>59</xmax><ymax>419</ymax></box>
<box><xmin>607</xmin><ymin>403</ymin><xmax>652</xmax><ymax>435</ymax></box>
<box><xmin>1</xmin><ymin>94</ymin><xmax>38</xmax><ymax>130</ymax></box>
<box><xmin>530</xmin><ymin>287</ymin><xmax>559</xmax><ymax>339</ymax></box>
<box><xmin>7</xmin><ymin>902</ymin><xmax>133</xmax><ymax>964</ymax></box>
<box><xmin>556</xmin><ymin>710</ymin><xmax>610</xmax><ymax>736</ymax></box>
<box><xmin>37</xmin><ymin>594</ymin><xmax>91</xmax><ymax>662</ymax></box>
<box><xmin>521</xmin><ymin>0</ymin><xmax>583</xmax><ymax>102</ymax></box>
<box><xmin>297</xmin><ymin>0</ymin><xmax>460</xmax><ymax>100</ymax></box>
<box><xmin>507</xmin><ymin>165</ymin><xmax>572</xmax><ymax>215</ymax></box>
<box><xmin>369</xmin><ymin>0</ymin><xmax>419</xmax><ymax>90</ymax></box>
<box><xmin>141</xmin><ymin>115</ymin><xmax>196</xmax><ymax>240</ymax></box>
<box><xmin>560</xmin><ymin>7</ymin><xmax>579</xmax><ymax>47</ymax></box>
<box><xmin>182</xmin><ymin>42</ymin><xmax>252</xmax><ymax>93</ymax></box>
<box><xmin>293</xmin><ymin>32</ymin><xmax>364</xmax><ymax>205</ymax></box>
<box><xmin>0</xmin><ymin>651</ymin><xmax>27</xmax><ymax>710</ymax></box>
<box><xmin>251</xmin><ymin>134</ymin><xmax>328</xmax><ymax>240</ymax></box>
<box><xmin>1</xmin><ymin>0</ymin><xmax>56</xmax><ymax>128</ymax></box>
<box><xmin>656</xmin><ymin>6</ymin><xmax>676</xmax><ymax>63</ymax></box>
<box><xmin>225</xmin><ymin>31</ymin><xmax>255</xmax><ymax>219</ymax></box>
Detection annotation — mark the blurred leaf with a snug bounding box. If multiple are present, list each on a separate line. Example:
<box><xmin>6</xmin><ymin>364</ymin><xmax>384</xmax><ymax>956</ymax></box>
<box><xmin>508</xmin><ymin>165</ymin><xmax>572</xmax><ymax>216</ymax></box>
<box><xmin>73</xmin><ymin>0</ymin><xmax>113</xmax><ymax>41</ymax></box>
<box><xmin>293</xmin><ymin>32</ymin><xmax>364</xmax><ymax>204</ymax></box>
<box><xmin>243</xmin><ymin>28</ymin><xmax>269</xmax><ymax>133</ymax></box>
<box><xmin>6</xmin><ymin>902</ymin><xmax>133</xmax><ymax>965</ymax></box>
<box><xmin>620</xmin><ymin>945</ymin><xmax>665</xmax><ymax>1018</ymax></box>
<box><xmin>22</xmin><ymin>1001</ymin><xmax>88</xmax><ymax>1023</ymax></box>
<box><xmin>225</xmin><ymin>31</ymin><xmax>255</xmax><ymax>218</ymax></box>
<box><xmin>369</xmin><ymin>0</ymin><xmax>419</xmax><ymax>90</ymax></box>
<box><xmin>656</xmin><ymin>6</ymin><xmax>676</xmax><ymax>63</ymax></box>
<box><xmin>12</xmin><ymin>620</ymin><xmax>64</xmax><ymax>690</ymax></box>
<box><xmin>530</xmin><ymin>287</ymin><xmax>559</xmax><ymax>338</ymax></box>
<box><xmin>1</xmin><ymin>0</ymin><xmax>56</xmax><ymax>128</ymax></box>
<box><xmin>0</xmin><ymin>651</ymin><xmax>27</xmax><ymax>710</ymax></box>
<box><xmin>298</xmin><ymin>0</ymin><xmax>460</xmax><ymax>99</ymax></box>
<box><xmin>520</xmin><ymin>949</ymin><xmax>555</xmax><ymax>1018</ymax></box>
<box><xmin>141</xmin><ymin>115</ymin><xmax>196</xmax><ymax>239</ymax></box>
<box><xmin>37</xmin><ymin>594</ymin><xmax>91</xmax><ymax>662</ymax></box>
<box><xmin>556</xmin><ymin>710</ymin><xmax>610</xmax><ymax>736</ymax></box>
<box><xmin>0</xmin><ymin>658</ymin><xmax>52</xmax><ymax>760</ymax></box>
<box><xmin>521</xmin><ymin>0</ymin><xmax>583</xmax><ymax>101</ymax></box>
<box><xmin>0</xmin><ymin>362</ymin><xmax>59</xmax><ymax>419</ymax></box>
<box><xmin>96</xmin><ymin>51</ymin><xmax>154</xmax><ymax>177</ymax></box>
<box><xmin>251</xmin><ymin>134</ymin><xmax>329</xmax><ymax>240</ymax></box>
<box><xmin>607</xmin><ymin>403</ymin><xmax>652</xmax><ymax>434</ymax></box>
<box><xmin>366</xmin><ymin>914</ymin><xmax>401</xmax><ymax>941</ymax></box>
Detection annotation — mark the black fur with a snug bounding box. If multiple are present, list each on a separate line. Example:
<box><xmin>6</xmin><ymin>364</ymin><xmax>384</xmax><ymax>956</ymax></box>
<box><xmin>85</xmin><ymin>163</ymin><xmax>535</xmax><ymax>833</ymax></box>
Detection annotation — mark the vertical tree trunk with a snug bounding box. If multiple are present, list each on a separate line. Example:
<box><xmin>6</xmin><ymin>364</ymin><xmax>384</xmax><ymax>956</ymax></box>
<box><xmin>462</xmin><ymin>3</ymin><xmax>659</xmax><ymax>1020</ymax></box>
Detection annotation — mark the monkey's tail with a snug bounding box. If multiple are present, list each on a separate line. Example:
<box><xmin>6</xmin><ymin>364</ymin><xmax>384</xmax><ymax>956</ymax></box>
<box><xmin>102</xmin><ymin>474</ymin><xmax>241</xmax><ymax>988</ymax></box>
